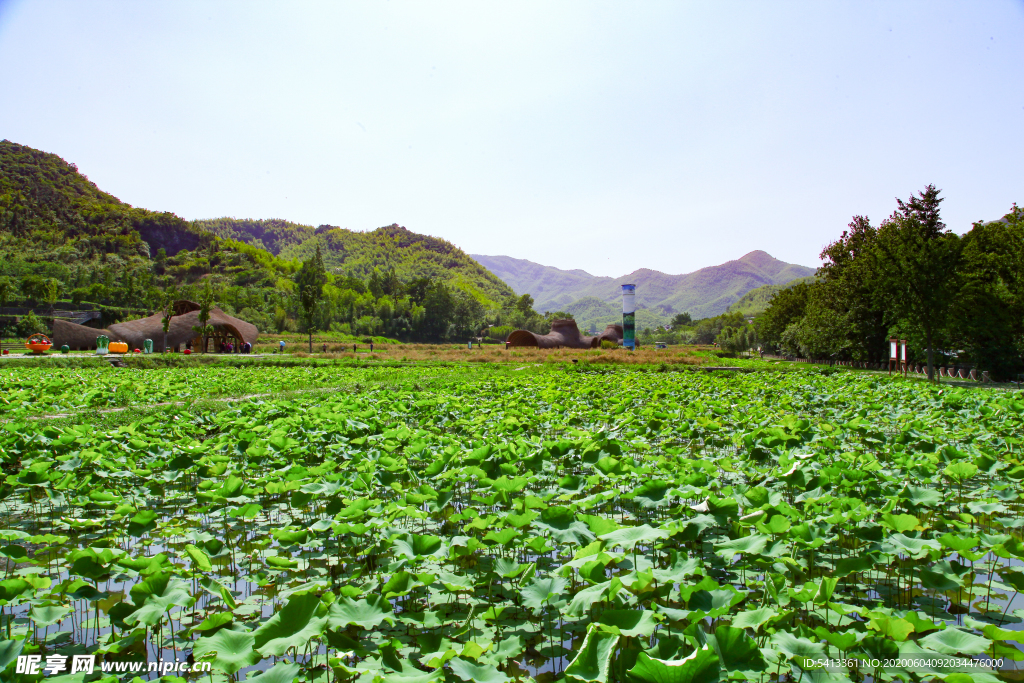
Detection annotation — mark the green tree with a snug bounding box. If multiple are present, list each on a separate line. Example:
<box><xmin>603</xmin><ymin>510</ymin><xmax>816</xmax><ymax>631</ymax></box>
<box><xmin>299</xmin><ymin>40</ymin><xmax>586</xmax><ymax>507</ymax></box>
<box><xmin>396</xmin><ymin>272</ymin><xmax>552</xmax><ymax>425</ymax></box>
<box><xmin>43</xmin><ymin>277</ymin><xmax>60</xmax><ymax>315</ymax></box>
<box><xmin>873</xmin><ymin>185</ymin><xmax>962</xmax><ymax>381</ymax></box>
<box><xmin>671</xmin><ymin>312</ymin><xmax>692</xmax><ymax>328</ymax></box>
<box><xmin>950</xmin><ymin>204</ymin><xmax>1024</xmax><ymax>379</ymax></box>
<box><xmin>160</xmin><ymin>288</ymin><xmax>178</xmax><ymax>353</ymax></box>
<box><xmin>757</xmin><ymin>282</ymin><xmax>811</xmax><ymax>352</ymax></box>
<box><xmin>192</xmin><ymin>279</ymin><xmax>215</xmax><ymax>353</ymax></box>
<box><xmin>814</xmin><ymin>216</ymin><xmax>889</xmax><ymax>361</ymax></box>
<box><xmin>0</xmin><ymin>277</ymin><xmax>15</xmax><ymax>338</ymax></box>
<box><xmin>296</xmin><ymin>244</ymin><xmax>328</xmax><ymax>352</ymax></box>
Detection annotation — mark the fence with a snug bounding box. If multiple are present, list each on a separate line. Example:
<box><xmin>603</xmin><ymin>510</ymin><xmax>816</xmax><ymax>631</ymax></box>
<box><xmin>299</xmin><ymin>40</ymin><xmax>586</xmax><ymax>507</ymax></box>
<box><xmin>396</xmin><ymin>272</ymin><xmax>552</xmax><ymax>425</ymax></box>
<box><xmin>762</xmin><ymin>354</ymin><xmax>994</xmax><ymax>382</ymax></box>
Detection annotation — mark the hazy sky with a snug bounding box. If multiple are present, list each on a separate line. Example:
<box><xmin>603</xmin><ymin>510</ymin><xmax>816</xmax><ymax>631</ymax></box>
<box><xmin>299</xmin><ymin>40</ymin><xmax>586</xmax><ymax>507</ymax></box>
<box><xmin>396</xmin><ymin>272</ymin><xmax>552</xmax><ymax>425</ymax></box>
<box><xmin>1</xmin><ymin>1</ymin><xmax>1021</xmax><ymax>277</ymax></box>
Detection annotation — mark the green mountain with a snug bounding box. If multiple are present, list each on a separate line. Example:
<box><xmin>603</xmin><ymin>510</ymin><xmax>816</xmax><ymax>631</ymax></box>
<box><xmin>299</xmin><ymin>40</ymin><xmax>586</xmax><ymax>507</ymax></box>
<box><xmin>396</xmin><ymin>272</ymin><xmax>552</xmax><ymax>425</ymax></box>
<box><xmin>0</xmin><ymin>140</ymin><xmax>295</xmax><ymax>308</ymax></box>
<box><xmin>561</xmin><ymin>297</ymin><xmax>673</xmax><ymax>335</ymax></box>
<box><xmin>0</xmin><ymin>141</ymin><xmax>513</xmax><ymax>342</ymax></box>
<box><xmin>196</xmin><ymin>218</ymin><xmax>514</xmax><ymax>306</ymax></box>
<box><xmin>726</xmin><ymin>275</ymin><xmax>817</xmax><ymax>317</ymax></box>
<box><xmin>472</xmin><ymin>251</ymin><xmax>817</xmax><ymax>319</ymax></box>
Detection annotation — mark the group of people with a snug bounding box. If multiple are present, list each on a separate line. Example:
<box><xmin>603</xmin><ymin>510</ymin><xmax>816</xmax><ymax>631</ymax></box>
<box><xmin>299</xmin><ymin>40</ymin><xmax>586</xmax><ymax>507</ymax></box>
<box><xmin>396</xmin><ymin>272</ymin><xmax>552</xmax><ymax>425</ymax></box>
<box><xmin>185</xmin><ymin>339</ymin><xmax>252</xmax><ymax>353</ymax></box>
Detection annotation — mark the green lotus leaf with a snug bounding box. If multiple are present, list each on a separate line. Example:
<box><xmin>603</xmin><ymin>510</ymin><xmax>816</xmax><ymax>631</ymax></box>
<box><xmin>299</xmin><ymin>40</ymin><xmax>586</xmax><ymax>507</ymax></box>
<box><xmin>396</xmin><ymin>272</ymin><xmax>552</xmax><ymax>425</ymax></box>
<box><xmin>628</xmin><ymin>648</ymin><xmax>721</xmax><ymax>683</ymax></box>
<box><xmin>492</xmin><ymin>558</ymin><xmax>529</xmax><ymax>578</ymax></box>
<box><xmin>382</xmin><ymin>570</ymin><xmax>431</xmax><ymax>598</ymax></box>
<box><xmin>126</xmin><ymin>572</ymin><xmax>193</xmax><ymax>626</ymax></box>
<box><xmin>328</xmin><ymin>595</ymin><xmax>395</xmax><ymax>630</ymax></box>
<box><xmin>565</xmin><ymin>626</ymin><xmax>619</xmax><ymax>682</ymax></box>
<box><xmin>392</xmin><ymin>533</ymin><xmax>447</xmax><ymax>561</ymax></box>
<box><xmin>193</xmin><ymin>627</ymin><xmax>261</xmax><ymax>675</ymax></box>
<box><xmin>880</xmin><ymin>512</ymin><xmax>919</xmax><ymax>533</ymax></box>
<box><xmin>709</xmin><ymin>626</ymin><xmax>767</xmax><ymax>676</ymax></box>
<box><xmin>229</xmin><ymin>503</ymin><xmax>262</xmax><ymax>520</ymax></box>
<box><xmin>376</xmin><ymin>670</ymin><xmax>443</xmax><ymax>683</ymax></box>
<box><xmin>599</xmin><ymin>524</ymin><xmax>670</xmax><ymax>551</ymax></box>
<box><xmin>632</xmin><ymin>480</ymin><xmax>672</xmax><ymax>508</ymax></box>
<box><xmin>597</xmin><ymin>609</ymin><xmax>658</xmax><ymax>637</ymax></box>
<box><xmin>30</xmin><ymin>603</ymin><xmax>70</xmax><ymax>627</ymax></box>
<box><xmin>918</xmin><ymin>628</ymin><xmax>991</xmax><ymax>655</ymax></box>
<box><xmin>918</xmin><ymin>567</ymin><xmax>962</xmax><ymax>592</ymax></box>
<box><xmin>652</xmin><ymin>551</ymin><xmax>702</xmax><ymax>584</ymax></box>
<box><xmin>943</xmin><ymin>461</ymin><xmax>978</xmax><ymax>482</ymax></box>
<box><xmin>184</xmin><ymin>544</ymin><xmax>213</xmax><ymax>572</ymax></box>
<box><xmin>771</xmin><ymin>631</ymin><xmax>825</xmax><ymax>663</ymax></box>
<box><xmin>480</xmin><ymin>634</ymin><xmax>525</xmax><ymax>667</ymax></box>
<box><xmin>188</xmin><ymin>611</ymin><xmax>233</xmax><ymax>636</ymax></box>
<box><xmin>713</xmin><ymin>534</ymin><xmax>768</xmax><ymax>559</ymax></box>
<box><xmin>250</xmin><ymin>661</ymin><xmax>300</xmax><ymax>683</ymax></box>
<box><xmin>253</xmin><ymin>591</ymin><xmax>328</xmax><ymax>656</ymax></box>
<box><xmin>521</xmin><ymin>575</ymin><xmax>567</xmax><ymax>610</ymax></box>
<box><xmin>730</xmin><ymin>607</ymin><xmax>778</xmax><ymax>632</ymax></box>
<box><xmin>0</xmin><ymin>638</ymin><xmax>25</xmax><ymax>670</ymax></box>
<box><xmin>563</xmin><ymin>581</ymin><xmax>613</xmax><ymax>618</ymax></box>
<box><xmin>900</xmin><ymin>485</ymin><xmax>942</xmax><ymax>507</ymax></box>
<box><xmin>881</xmin><ymin>533</ymin><xmax>940</xmax><ymax>557</ymax></box>
<box><xmin>449</xmin><ymin>658</ymin><xmax>511</xmax><ymax>683</ymax></box>
<box><xmin>834</xmin><ymin>554</ymin><xmax>875</xmax><ymax>578</ymax></box>
<box><xmin>0</xmin><ymin>579</ymin><xmax>34</xmax><ymax>603</ymax></box>
<box><xmin>867</xmin><ymin>616</ymin><xmax>914</xmax><ymax>642</ymax></box>
<box><xmin>534</xmin><ymin>506</ymin><xmax>596</xmax><ymax>546</ymax></box>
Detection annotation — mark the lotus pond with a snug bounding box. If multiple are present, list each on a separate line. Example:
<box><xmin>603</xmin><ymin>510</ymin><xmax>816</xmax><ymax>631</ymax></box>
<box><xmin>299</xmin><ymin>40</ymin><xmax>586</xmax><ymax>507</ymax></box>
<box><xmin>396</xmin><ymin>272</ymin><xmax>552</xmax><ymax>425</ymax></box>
<box><xmin>2</xmin><ymin>364</ymin><xmax>1024</xmax><ymax>683</ymax></box>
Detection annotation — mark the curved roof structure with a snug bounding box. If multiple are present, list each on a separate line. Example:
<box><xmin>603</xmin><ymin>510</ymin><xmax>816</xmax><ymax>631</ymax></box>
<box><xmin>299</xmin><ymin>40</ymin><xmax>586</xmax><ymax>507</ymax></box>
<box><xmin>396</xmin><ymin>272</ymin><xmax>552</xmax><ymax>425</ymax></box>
<box><xmin>53</xmin><ymin>301</ymin><xmax>259</xmax><ymax>351</ymax></box>
<box><xmin>506</xmin><ymin>319</ymin><xmax>623</xmax><ymax>349</ymax></box>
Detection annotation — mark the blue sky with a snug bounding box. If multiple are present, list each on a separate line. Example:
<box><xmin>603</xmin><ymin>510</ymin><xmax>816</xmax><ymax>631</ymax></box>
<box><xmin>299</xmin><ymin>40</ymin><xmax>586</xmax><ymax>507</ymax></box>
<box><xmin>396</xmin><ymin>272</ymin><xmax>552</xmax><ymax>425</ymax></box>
<box><xmin>1</xmin><ymin>1</ymin><xmax>1021</xmax><ymax>277</ymax></box>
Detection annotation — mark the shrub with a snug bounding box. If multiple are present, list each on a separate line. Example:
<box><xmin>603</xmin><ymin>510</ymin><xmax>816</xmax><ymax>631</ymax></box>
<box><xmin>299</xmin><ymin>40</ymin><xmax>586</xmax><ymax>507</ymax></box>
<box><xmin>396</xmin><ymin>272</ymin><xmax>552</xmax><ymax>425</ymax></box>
<box><xmin>17</xmin><ymin>310</ymin><xmax>47</xmax><ymax>337</ymax></box>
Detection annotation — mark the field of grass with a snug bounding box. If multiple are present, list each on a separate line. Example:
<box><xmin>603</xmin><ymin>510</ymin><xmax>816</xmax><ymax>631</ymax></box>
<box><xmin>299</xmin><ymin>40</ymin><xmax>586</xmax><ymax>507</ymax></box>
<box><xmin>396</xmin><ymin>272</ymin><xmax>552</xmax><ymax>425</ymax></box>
<box><xmin>2</xmin><ymin>360</ymin><xmax>1024</xmax><ymax>682</ymax></box>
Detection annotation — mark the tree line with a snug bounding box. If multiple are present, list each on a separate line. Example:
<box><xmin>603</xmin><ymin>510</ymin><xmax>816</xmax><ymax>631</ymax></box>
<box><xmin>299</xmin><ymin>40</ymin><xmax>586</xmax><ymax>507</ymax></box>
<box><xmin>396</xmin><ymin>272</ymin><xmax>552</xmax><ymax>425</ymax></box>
<box><xmin>757</xmin><ymin>186</ymin><xmax>1023</xmax><ymax>380</ymax></box>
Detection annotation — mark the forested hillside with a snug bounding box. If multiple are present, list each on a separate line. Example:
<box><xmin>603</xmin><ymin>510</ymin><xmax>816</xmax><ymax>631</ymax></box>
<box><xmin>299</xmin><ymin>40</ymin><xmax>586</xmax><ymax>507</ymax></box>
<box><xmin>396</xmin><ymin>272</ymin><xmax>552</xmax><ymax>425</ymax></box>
<box><xmin>196</xmin><ymin>219</ymin><xmax>514</xmax><ymax>307</ymax></box>
<box><xmin>0</xmin><ymin>140</ymin><xmax>296</xmax><ymax>325</ymax></box>
<box><xmin>727</xmin><ymin>276</ymin><xmax>816</xmax><ymax>316</ymax></box>
<box><xmin>473</xmin><ymin>250</ymin><xmax>816</xmax><ymax>318</ymax></box>
<box><xmin>0</xmin><ymin>141</ymin><xmax>534</xmax><ymax>342</ymax></box>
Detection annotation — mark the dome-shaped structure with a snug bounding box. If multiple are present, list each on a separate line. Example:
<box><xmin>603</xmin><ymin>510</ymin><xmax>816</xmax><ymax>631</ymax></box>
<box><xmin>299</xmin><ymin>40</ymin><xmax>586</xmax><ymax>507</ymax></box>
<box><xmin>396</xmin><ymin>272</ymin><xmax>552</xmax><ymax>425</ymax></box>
<box><xmin>52</xmin><ymin>300</ymin><xmax>259</xmax><ymax>352</ymax></box>
<box><xmin>505</xmin><ymin>319</ymin><xmax>622</xmax><ymax>349</ymax></box>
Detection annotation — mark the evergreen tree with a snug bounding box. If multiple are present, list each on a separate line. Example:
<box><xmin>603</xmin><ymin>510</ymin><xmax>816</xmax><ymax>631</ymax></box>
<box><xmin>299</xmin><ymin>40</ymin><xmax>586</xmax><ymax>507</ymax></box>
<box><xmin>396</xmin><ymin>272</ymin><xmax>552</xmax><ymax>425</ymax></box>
<box><xmin>874</xmin><ymin>185</ymin><xmax>961</xmax><ymax>380</ymax></box>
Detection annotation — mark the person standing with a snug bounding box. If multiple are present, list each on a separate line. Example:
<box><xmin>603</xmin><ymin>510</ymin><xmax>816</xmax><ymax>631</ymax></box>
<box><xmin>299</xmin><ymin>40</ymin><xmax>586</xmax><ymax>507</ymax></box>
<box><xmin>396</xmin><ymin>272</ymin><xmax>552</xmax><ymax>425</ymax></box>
<box><xmin>279</xmin><ymin>340</ymin><xmax>285</xmax><ymax>354</ymax></box>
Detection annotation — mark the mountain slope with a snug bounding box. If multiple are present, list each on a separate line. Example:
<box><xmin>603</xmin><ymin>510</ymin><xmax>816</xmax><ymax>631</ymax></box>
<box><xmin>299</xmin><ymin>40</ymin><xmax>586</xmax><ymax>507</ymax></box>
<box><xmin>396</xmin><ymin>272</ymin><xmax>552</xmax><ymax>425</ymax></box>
<box><xmin>472</xmin><ymin>251</ymin><xmax>817</xmax><ymax>319</ymax></box>
<box><xmin>0</xmin><ymin>140</ymin><xmax>295</xmax><ymax>300</ymax></box>
<box><xmin>197</xmin><ymin>218</ymin><xmax>515</xmax><ymax>306</ymax></box>
<box><xmin>726</xmin><ymin>276</ymin><xmax>817</xmax><ymax>317</ymax></box>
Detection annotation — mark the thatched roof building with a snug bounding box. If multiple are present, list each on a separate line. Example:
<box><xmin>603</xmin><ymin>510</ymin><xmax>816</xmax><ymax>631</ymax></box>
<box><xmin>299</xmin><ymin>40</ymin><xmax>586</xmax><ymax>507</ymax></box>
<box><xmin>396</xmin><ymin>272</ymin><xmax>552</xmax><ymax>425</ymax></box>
<box><xmin>53</xmin><ymin>300</ymin><xmax>258</xmax><ymax>352</ymax></box>
<box><xmin>506</xmin><ymin>319</ymin><xmax>623</xmax><ymax>349</ymax></box>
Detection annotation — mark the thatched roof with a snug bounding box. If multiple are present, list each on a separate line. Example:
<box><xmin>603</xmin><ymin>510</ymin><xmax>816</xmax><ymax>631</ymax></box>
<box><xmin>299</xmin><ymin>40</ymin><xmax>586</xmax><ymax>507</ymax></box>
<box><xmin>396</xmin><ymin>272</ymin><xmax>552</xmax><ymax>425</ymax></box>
<box><xmin>506</xmin><ymin>320</ymin><xmax>623</xmax><ymax>349</ymax></box>
<box><xmin>52</xmin><ymin>301</ymin><xmax>259</xmax><ymax>351</ymax></box>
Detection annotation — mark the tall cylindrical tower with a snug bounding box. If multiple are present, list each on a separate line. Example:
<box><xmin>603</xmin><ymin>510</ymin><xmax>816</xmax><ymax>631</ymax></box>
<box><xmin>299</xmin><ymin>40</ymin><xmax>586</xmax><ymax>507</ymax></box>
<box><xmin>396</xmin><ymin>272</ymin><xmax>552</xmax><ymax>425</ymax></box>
<box><xmin>621</xmin><ymin>284</ymin><xmax>636</xmax><ymax>350</ymax></box>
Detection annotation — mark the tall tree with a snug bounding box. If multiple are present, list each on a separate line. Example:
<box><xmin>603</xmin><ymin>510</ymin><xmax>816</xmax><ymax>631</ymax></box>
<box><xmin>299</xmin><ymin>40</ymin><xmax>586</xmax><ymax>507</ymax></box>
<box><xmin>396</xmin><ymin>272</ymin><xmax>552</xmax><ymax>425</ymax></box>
<box><xmin>192</xmin><ymin>279</ymin><xmax>215</xmax><ymax>353</ymax></box>
<box><xmin>814</xmin><ymin>216</ymin><xmax>888</xmax><ymax>361</ymax></box>
<box><xmin>160</xmin><ymin>287</ymin><xmax>179</xmax><ymax>353</ymax></box>
<box><xmin>873</xmin><ymin>185</ymin><xmax>961</xmax><ymax>381</ymax></box>
<box><xmin>296</xmin><ymin>244</ymin><xmax>328</xmax><ymax>352</ymax></box>
<box><xmin>951</xmin><ymin>204</ymin><xmax>1024</xmax><ymax>379</ymax></box>
<box><xmin>0</xmin><ymin>277</ymin><xmax>15</xmax><ymax>338</ymax></box>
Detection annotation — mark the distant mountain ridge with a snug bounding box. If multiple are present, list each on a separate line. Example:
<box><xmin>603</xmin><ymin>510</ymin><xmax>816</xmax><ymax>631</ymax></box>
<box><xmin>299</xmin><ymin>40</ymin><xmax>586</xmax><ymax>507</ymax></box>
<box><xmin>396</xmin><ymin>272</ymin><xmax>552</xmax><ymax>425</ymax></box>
<box><xmin>472</xmin><ymin>251</ymin><xmax>816</xmax><ymax>320</ymax></box>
